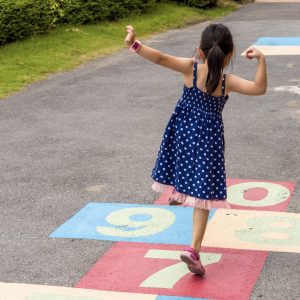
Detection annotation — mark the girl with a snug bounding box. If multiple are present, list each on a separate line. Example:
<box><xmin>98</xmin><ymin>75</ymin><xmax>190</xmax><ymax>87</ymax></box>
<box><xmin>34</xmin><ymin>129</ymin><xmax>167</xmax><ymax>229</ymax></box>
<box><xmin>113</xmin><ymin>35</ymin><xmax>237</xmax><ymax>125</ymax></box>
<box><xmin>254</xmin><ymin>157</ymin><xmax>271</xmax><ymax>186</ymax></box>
<box><xmin>124</xmin><ymin>23</ymin><xmax>267</xmax><ymax>276</ymax></box>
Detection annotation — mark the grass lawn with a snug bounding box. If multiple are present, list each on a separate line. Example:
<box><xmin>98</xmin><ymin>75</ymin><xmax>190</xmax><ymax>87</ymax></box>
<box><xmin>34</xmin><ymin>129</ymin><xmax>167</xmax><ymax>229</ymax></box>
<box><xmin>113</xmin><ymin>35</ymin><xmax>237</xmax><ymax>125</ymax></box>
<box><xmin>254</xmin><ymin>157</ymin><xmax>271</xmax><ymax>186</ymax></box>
<box><xmin>0</xmin><ymin>1</ymin><xmax>239</xmax><ymax>99</ymax></box>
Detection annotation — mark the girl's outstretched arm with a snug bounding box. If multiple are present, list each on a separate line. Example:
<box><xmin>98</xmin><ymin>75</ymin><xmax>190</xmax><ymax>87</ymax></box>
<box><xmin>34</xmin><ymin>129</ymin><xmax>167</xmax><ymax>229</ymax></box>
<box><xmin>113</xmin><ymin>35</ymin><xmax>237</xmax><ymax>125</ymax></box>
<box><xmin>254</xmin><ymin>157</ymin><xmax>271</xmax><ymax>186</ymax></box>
<box><xmin>124</xmin><ymin>25</ymin><xmax>193</xmax><ymax>75</ymax></box>
<box><xmin>227</xmin><ymin>47</ymin><xmax>267</xmax><ymax>96</ymax></box>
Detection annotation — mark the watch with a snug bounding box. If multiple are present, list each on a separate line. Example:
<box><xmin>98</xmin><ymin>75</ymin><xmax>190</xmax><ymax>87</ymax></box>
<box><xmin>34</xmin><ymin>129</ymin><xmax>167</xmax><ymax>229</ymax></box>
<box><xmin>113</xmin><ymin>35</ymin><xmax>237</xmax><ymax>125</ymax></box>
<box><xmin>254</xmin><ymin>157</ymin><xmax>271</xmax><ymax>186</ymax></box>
<box><xmin>130</xmin><ymin>40</ymin><xmax>142</xmax><ymax>53</ymax></box>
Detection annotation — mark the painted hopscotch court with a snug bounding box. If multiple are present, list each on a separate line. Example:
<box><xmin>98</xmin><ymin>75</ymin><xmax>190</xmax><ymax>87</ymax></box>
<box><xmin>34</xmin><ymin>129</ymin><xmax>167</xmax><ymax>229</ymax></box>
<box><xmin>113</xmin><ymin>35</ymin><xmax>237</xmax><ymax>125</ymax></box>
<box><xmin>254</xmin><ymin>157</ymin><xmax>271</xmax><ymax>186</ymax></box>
<box><xmin>43</xmin><ymin>179</ymin><xmax>298</xmax><ymax>299</ymax></box>
<box><xmin>242</xmin><ymin>37</ymin><xmax>300</xmax><ymax>55</ymax></box>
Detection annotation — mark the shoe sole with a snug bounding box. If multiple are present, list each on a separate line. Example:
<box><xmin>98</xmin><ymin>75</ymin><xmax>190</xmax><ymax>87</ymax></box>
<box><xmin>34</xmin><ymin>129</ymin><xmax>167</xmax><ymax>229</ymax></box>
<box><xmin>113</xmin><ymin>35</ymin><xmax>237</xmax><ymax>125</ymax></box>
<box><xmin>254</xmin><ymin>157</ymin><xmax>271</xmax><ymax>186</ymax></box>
<box><xmin>180</xmin><ymin>253</ymin><xmax>205</xmax><ymax>276</ymax></box>
<box><xmin>168</xmin><ymin>199</ymin><xmax>182</xmax><ymax>205</ymax></box>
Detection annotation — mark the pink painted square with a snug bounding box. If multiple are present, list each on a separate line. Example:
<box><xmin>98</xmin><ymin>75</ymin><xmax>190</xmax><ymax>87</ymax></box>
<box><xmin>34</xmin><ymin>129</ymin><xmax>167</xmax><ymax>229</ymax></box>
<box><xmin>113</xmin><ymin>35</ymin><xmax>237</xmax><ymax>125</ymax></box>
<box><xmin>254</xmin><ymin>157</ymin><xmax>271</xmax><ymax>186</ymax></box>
<box><xmin>76</xmin><ymin>242</ymin><xmax>268</xmax><ymax>300</ymax></box>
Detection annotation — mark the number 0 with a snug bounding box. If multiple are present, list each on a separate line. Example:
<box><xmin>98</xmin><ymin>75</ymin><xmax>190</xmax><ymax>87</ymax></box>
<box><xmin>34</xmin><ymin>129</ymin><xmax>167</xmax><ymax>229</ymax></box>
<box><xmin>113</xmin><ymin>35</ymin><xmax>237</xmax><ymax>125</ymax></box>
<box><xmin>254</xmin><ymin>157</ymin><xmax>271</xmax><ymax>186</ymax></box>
<box><xmin>227</xmin><ymin>182</ymin><xmax>290</xmax><ymax>207</ymax></box>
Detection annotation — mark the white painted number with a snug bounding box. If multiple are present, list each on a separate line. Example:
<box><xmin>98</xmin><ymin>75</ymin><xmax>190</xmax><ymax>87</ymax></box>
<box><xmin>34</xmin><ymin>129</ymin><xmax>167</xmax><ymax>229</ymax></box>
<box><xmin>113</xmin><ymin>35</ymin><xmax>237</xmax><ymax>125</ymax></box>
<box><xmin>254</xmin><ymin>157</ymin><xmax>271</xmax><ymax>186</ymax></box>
<box><xmin>96</xmin><ymin>207</ymin><xmax>175</xmax><ymax>237</ymax></box>
<box><xmin>236</xmin><ymin>215</ymin><xmax>300</xmax><ymax>246</ymax></box>
<box><xmin>140</xmin><ymin>249</ymin><xmax>222</xmax><ymax>288</ymax></box>
<box><xmin>227</xmin><ymin>182</ymin><xmax>290</xmax><ymax>207</ymax></box>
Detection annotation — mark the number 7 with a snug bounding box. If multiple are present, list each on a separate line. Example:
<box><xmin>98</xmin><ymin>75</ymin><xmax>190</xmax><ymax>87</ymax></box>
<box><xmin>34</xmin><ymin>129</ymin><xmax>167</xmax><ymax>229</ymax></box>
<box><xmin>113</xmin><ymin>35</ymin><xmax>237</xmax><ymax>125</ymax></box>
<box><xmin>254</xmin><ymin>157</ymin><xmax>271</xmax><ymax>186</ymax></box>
<box><xmin>140</xmin><ymin>249</ymin><xmax>222</xmax><ymax>289</ymax></box>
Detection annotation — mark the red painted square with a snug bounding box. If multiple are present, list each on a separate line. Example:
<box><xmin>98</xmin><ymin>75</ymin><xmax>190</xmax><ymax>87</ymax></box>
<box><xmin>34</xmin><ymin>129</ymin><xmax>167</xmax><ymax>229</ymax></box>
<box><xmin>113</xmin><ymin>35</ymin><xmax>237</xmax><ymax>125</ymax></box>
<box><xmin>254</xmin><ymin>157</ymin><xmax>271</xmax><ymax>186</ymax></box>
<box><xmin>153</xmin><ymin>178</ymin><xmax>296</xmax><ymax>212</ymax></box>
<box><xmin>76</xmin><ymin>242</ymin><xmax>268</xmax><ymax>300</ymax></box>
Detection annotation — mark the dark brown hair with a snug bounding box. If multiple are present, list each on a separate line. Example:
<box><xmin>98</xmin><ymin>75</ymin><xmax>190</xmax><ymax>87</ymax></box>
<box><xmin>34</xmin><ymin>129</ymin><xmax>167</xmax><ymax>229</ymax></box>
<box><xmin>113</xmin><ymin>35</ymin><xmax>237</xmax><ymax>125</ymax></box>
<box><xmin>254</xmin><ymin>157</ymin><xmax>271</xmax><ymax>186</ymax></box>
<box><xmin>200</xmin><ymin>23</ymin><xmax>234</xmax><ymax>95</ymax></box>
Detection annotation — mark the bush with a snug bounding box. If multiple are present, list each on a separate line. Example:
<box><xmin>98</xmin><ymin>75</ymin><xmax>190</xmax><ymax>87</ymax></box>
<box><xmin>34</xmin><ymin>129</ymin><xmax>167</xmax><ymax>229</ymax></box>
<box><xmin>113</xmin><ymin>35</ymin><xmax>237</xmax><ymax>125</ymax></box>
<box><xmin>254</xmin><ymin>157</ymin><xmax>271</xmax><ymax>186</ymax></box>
<box><xmin>171</xmin><ymin>0</ymin><xmax>217</xmax><ymax>8</ymax></box>
<box><xmin>0</xmin><ymin>0</ymin><xmax>156</xmax><ymax>45</ymax></box>
<box><xmin>57</xmin><ymin>0</ymin><xmax>156</xmax><ymax>25</ymax></box>
<box><xmin>189</xmin><ymin>0</ymin><xmax>217</xmax><ymax>7</ymax></box>
<box><xmin>0</xmin><ymin>0</ymin><xmax>54</xmax><ymax>45</ymax></box>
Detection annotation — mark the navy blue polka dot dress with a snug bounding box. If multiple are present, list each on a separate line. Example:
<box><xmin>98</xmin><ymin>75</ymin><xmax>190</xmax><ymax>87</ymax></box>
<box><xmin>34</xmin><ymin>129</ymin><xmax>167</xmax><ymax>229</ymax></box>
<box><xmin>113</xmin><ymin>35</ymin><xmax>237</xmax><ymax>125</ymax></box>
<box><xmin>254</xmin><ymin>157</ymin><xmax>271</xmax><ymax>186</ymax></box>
<box><xmin>151</xmin><ymin>61</ymin><xmax>231</xmax><ymax>210</ymax></box>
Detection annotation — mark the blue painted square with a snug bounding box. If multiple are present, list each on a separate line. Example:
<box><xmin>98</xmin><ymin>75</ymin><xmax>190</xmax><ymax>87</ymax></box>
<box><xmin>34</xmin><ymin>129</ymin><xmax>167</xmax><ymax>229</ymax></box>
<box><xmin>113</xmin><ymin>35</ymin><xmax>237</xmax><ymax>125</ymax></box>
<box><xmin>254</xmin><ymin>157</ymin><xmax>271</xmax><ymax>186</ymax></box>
<box><xmin>50</xmin><ymin>202</ymin><xmax>216</xmax><ymax>245</ymax></box>
<box><xmin>254</xmin><ymin>37</ymin><xmax>300</xmax><ymax>46</ymax></box>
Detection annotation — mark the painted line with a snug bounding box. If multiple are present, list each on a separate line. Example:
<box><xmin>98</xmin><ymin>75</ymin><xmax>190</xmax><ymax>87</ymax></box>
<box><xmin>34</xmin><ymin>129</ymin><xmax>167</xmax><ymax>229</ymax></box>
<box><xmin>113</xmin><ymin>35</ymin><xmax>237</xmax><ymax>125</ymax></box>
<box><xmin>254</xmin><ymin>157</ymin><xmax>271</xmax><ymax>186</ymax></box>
<box><xmin>0</xmin><ymin>282</ymin><xmax>157</xmax><ymax>300</ymax></box>
<box><xmin>0</xmin><ymin>282</ymin><xmax>208</xmax><ymax>300</ymax></box>
<box><xmin>241</xmin><ymin>45</ymin><xmax>300</xmax><ymax>56</ymax></box>
<box><xmin>49</xmin><ymin>202</ymin><xmax>216</xmax><ymax>245</ymax></box>
<box><xmin>154</xmin><ymin>178</ymin><xmax>295</xmax><ymax>212</ymax></box>
<box><xmin>241</xmin><ymin>37</ymin><xmax>300</xmax><ymax>55</ymax></box>
<box><xmin>275</xmin><ymin>85</ymin><xmax>300</xmax><ymax>95</ymax></box>
<box><xmin>255</xmin><ymin>37</ymin><xmax>300</xmax><ymax>46</ymax></box>
<box><xmin>203</xmin><ymin>209</ymin><xmax>300</xmax><ymax>253</ymax></box>
<box><xmin>76</xmin><ymin>242</ymin><xmax>267</xmax><ymax>300</ymax></box>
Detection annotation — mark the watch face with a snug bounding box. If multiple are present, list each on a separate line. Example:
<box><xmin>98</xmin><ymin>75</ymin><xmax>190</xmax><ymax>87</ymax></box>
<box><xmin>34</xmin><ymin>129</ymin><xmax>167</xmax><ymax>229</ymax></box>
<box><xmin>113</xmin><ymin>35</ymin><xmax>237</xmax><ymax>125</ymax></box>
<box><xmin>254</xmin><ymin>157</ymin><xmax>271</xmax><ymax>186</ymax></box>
<box><xmin>132</xmin><ymin>42</ymin><xmax>140</xmax><ymax>50</ymax></box>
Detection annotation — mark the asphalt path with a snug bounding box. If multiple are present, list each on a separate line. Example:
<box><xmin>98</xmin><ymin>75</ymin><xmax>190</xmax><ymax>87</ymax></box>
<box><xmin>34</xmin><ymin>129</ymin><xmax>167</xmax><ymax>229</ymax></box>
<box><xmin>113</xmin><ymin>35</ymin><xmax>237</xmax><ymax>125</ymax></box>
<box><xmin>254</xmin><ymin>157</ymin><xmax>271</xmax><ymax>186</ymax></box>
<box><xmin>0</xmin><ymin>2</ymin><xmax>299</xmax><ymax>299</ymax></box>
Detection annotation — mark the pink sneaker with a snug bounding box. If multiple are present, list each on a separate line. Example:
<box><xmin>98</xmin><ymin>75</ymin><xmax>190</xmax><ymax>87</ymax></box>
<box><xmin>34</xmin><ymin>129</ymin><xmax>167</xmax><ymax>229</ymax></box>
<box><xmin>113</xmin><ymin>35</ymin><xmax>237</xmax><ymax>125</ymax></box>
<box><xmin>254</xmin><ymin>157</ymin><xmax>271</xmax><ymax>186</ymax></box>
<box><xmin>180</xmin><ymin>247</ymin><xmax>205</xmax><ymax>276</ymax></box>
<box><xmin>168</xmin><ymin>198</ymin><xmax>182</xmax><ymax>205</ymax></box>
<box><xmin>168</xmin><ymin>189</ymin><xmax>182</xmax><ymax>206</ymax></box>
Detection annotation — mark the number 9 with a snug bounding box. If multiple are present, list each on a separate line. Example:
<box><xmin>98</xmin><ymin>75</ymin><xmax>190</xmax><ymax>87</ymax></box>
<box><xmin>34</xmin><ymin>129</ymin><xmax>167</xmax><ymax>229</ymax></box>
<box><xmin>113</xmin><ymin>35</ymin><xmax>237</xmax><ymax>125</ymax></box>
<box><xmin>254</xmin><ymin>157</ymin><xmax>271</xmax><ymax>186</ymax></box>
<box><xmin>96</xmin><ymin>207</ymin><xmax>176</xmax><ymax>237</ymax></box>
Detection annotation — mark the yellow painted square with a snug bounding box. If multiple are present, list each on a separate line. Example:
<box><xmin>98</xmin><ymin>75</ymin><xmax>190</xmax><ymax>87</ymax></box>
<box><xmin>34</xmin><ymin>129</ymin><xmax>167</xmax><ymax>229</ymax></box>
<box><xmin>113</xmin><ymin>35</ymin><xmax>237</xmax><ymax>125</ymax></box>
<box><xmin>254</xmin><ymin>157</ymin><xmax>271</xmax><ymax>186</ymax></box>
<box><xmin>0</xmin><ymin>282</ymin><xmax>156</xmax><ymax>300</ymax></box>
<box><xmin>203</xmin><ymin>209</ymin><xmax>300</xmax><ymax>253</ymax></box>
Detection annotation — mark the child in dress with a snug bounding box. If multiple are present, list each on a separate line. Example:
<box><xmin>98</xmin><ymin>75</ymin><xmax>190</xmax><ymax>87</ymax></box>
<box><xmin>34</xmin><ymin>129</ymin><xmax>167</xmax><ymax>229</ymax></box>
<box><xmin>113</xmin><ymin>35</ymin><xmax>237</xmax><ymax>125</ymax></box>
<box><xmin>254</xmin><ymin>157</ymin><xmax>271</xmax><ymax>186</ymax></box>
<box><xmin>124</xmin><ymin>23</ymin><xmax>267</xmax><ymax>275</ymax></box>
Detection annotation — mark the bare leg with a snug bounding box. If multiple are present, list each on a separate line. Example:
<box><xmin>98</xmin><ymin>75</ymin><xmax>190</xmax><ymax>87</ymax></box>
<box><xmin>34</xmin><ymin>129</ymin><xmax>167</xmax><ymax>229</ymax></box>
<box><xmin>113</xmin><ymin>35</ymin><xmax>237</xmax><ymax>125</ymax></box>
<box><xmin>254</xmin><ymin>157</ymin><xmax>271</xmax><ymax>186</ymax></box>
<box><xmin>191</xmin><ymin>207</ymin><xmax>209</xmax><ymax>253</ymax></box>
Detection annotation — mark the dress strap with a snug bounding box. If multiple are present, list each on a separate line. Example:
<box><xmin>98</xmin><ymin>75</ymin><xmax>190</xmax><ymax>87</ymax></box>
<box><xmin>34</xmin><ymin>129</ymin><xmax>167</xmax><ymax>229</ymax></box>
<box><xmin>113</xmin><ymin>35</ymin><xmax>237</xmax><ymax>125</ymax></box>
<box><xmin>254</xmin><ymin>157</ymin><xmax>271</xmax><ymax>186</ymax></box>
<box><xmin>193</xmin><ymin>61</ymin><xmax>198</xmax><ymax>87</ymax></box>
<box><xmin>221</xmin><ymin>73</ymin><xmax>226</xmax><ymax>97</ymax></box>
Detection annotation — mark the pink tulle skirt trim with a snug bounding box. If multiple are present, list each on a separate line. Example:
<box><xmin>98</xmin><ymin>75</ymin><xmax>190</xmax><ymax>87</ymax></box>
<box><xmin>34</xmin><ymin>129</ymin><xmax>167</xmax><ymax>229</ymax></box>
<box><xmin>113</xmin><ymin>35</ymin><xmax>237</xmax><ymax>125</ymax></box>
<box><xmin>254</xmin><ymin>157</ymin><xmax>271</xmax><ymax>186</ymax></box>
<box><xmin>152</xmin><ymin>181</ymin><xmax>231</xmax><ymax>210</ymax></box>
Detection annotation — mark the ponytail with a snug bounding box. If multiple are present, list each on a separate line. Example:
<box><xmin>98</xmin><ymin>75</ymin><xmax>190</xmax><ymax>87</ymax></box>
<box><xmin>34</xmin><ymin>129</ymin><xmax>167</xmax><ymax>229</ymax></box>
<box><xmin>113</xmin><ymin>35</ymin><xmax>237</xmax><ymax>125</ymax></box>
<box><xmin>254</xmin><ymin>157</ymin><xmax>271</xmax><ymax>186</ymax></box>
<box><xmin>205</xmin><ymin>44</ymin><xmax>225</xmax><ymax>95</ymax></box>
<box><xmin>199</xmin><ymin>23</ymin><xmax>233</xmax><ymax>95</ymax></box>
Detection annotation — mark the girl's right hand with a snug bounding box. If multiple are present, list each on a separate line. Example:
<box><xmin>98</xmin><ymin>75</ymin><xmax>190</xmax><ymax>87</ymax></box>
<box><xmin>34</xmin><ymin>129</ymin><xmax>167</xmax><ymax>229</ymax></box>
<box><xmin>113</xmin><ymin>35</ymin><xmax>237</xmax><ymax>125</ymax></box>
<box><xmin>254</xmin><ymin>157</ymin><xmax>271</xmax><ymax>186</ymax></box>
<box><xmin>245</xmin><ymin>47</ymin><xmax>264</xmax><ymax>60</ymax></box>
<box><xmin>124</xmin><ymin>25</ymin><xmax>136</xmax><ymax>48</ymax></box>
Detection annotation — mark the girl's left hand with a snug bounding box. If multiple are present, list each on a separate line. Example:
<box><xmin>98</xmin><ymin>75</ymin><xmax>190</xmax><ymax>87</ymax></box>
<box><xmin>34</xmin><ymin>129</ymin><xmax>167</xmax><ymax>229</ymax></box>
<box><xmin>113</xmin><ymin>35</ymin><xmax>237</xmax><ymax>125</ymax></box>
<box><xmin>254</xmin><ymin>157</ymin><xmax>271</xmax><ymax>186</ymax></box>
<box><xmin>124</xmin><ymin>25</ymin><xmax>136</xmax><ymax>48</ymax></box>
<box><xmin>245</xmin><ymin>47</ymin><xmax>264</xmax><ymax>60</ymax></box>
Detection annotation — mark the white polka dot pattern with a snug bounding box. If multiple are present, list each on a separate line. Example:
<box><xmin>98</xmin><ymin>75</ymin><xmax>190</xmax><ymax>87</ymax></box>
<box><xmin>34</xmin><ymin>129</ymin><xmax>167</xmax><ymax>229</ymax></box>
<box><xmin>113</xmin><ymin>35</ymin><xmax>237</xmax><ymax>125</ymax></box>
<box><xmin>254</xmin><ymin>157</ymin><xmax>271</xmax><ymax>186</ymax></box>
<box><xmin>151</xmin><ymin>61</ymin><xmax>229</xmax><ymax>201</ymax></box>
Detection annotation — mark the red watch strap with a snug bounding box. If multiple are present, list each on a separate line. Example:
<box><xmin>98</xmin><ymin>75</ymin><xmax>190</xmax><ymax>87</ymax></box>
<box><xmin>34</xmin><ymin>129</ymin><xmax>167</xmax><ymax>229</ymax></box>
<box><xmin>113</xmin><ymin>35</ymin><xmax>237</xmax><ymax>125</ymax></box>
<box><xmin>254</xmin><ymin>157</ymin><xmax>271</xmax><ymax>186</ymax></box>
<box><xmin>130</xmin><ymin>40</ymin><xmax>142</xmax><ymax>53</ymax></box>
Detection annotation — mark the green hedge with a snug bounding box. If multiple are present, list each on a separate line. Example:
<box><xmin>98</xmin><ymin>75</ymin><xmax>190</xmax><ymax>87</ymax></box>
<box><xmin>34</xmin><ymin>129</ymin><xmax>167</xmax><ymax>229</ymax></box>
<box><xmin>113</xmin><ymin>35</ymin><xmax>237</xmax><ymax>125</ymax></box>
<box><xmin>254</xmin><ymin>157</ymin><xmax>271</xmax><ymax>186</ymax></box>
<box><xmin>0</xmin><ymin>0</ymin><xmax>54</xmax><ymax>45</ymax></box>
<box><xmin>0</xmin><ymin>0</ymin><xmax>156</xmax><ymax>45</ymax></box>
<box><xmin>58</xmin><ymin>0</ymin><xmax>157</xmax><ymax>24</ymax></box>
<box><xmin>171</xmin><ymin>0</ymin><xmax>217</xmax><ymax>8</ymax></box>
